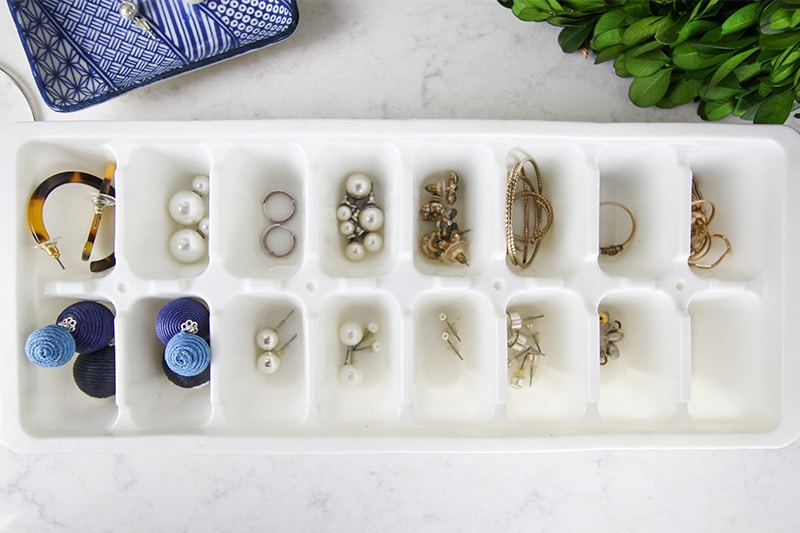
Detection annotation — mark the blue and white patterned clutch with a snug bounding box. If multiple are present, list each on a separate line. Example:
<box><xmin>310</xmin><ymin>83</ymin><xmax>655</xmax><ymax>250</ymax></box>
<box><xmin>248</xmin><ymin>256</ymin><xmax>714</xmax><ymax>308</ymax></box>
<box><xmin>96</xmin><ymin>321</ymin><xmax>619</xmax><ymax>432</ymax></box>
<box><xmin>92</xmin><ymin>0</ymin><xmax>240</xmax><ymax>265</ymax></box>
<box><xmin>7</xmin><ymin>0</ymin><xmax>299</xmax><ymax>112</ymax></box>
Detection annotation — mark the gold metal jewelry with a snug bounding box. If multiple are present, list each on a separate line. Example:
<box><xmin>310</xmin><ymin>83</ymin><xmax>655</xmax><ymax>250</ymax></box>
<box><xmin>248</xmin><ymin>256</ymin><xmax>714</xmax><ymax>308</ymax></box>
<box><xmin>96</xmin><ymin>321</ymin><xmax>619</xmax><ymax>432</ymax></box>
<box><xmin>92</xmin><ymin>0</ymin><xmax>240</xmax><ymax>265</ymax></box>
<box><xmin>505</xmin><ymin>158</ymin><xmax>553</xmax><ymax>268</ymax></box>
<box><xmin>599</xmin><ymin>201</ymin><xmax>636</xmax><ymax>256</ymax></box>
<box><xmin>419</xmin><ymin>171</ymin><xmax>470</xmax><ymax>266</ymax></box>
<box><xmin>689</xmin><ymin>179</ymin><xmax>731</xmax><ymax>269</ymax></box>
<box><xmin>599</xmin><ymin>310</ymin><xmax>623</xmax><ymax>365</ymax></box>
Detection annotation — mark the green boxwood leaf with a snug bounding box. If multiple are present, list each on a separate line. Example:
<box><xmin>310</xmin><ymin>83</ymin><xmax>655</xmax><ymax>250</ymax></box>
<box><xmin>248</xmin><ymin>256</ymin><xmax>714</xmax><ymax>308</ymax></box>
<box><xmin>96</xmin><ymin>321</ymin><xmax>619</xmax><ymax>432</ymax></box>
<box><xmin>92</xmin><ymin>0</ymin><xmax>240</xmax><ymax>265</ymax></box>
<box><xmin>593</xmin><ymin>8</ymin><xmax>627</xmax><ymax>36</ymax></box>
<box><xmin>591</xmin><ymin>27</ymin><xmax>625</xmax><ymax>49</ymax></box>
<box><xmin>614</xmin><ymin>55</ymin><xmax>631</xmax><ymax>77</ymax></box>
<box><xmin>656</xmin><ymin>77</ymin><xmax>703</xmax><ymax>108</ymax></box>
<box><xmin>594</xmin><ymin>44</ymin><xmax>627</xmax><ymax>63</ymax></box>
<box><xmin>721</xmin><ymin>3</ymin><xmax>758</xmax><ymax>36</ymax></box>
<box><xmin>699</xmin><ymin>98</ymin><xmax>736</xmax><ymax>120</ymax></box>
<box><xmin>699</xmin><ymin>79</ymin><xmax>744</xmax><ymax>100</ymax></box>
<box><xmin>673</xmin><ymin>42</ymin><xmax>733</xmax><ymax>70</ymax></box>
<box><xmin>622</xmin><ymin>16</ymin><xmax>666</xmax><ymax>46</ymax></box>
<box><xmin>708</xmin><ymin>47</ymin><xmax>759</xmax><ymax>86</ymax></box>
<box><xmin>760</xmin><ymin>30</ymin><xmax>800</xmax><ymax>50</ymax></box>
<box><xmin>674</xmin><ymin>20</ymin><xmax>716</xmax><ymax>46</ymax></box>
<box><xmin>629</xmin><ymin>68</ymin><xmax>672</xmax><ymax>107</ymax></box>
<box><xmin>625</xmin><ymin>49</ymin><xmax>670</xmax><ymax>76</ymax></box>
<box><xmin>754</xmin><ymin>90</ymin><xmax>795</xmax><ymax>123</ymax></box>
<box><xmin>770</xmin><ymin>43</ymin><xmax>800</xmax><ymax>83</ymax></box>
<box><xmin>558</xmin><ymin>23</ymin><xmax>594</xmax><ymax>52</ymax></box>
<box><xmin>734</xmin><ymin>61</ymin><xmax>766</xmax><ymax>83</ymax></box>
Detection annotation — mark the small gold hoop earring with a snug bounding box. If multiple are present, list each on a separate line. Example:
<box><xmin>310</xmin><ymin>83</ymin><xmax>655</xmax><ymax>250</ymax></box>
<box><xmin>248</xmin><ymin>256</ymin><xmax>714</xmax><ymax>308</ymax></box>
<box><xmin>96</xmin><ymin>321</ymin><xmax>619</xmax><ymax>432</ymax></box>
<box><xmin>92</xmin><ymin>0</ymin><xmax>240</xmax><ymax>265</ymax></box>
<box><xmin>505</xmin><ymin>157</ymin><xmax>553</xmax><ymax>268</ymax></box>
<box><xmin>599</xmin><ymin>201</ymin><xmax>636</xmax><ymax>256</ymax></box>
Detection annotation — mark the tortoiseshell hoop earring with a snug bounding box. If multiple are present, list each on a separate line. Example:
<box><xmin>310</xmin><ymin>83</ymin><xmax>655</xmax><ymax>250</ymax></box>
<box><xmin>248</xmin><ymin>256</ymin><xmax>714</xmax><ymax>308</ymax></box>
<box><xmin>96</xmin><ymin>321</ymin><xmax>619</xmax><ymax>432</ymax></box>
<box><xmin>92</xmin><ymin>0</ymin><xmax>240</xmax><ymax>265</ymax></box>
<box><xmin>28</xmin><ymin>165</ymin><xmax>116</xmax><ymax>272</ymax></box>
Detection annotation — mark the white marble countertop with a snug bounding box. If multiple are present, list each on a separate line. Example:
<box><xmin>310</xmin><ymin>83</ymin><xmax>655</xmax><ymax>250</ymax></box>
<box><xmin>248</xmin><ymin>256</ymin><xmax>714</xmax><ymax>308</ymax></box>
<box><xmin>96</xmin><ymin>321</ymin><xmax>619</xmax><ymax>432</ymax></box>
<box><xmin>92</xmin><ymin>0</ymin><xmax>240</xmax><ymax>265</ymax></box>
<box><xmin>1</xmin><ymin>1</ymin><xmax>799</xmax><ymax>531</ymax></box>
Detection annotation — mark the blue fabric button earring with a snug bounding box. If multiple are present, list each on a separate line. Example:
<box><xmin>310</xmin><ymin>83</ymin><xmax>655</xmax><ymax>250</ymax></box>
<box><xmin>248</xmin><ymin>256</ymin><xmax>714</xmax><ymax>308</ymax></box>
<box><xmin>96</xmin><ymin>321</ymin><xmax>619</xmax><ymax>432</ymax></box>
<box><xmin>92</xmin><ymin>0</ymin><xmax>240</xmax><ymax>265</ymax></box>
<box><xmin>24</xmin><ymin>300</ymin><xmax>116</xmax><ymax>399</ymax></box>
<box><xmin>155</xmin><ymin>298</ymin><xmax>211</xmax><ymax>388</ymax></box>
<box><xmin>25</xmin><ymin>301</ymin><xmax>115</xmax><ymax>368</ymax></box>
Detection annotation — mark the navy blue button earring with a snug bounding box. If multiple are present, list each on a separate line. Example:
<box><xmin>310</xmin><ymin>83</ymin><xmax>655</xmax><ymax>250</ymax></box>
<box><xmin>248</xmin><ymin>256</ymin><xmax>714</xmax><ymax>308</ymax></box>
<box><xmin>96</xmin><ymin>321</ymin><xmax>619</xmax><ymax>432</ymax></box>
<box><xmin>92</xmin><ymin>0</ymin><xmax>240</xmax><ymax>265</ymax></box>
<box><xmin>155</xmin><ymin>298</ymin><xmax>211</xmax><ymax>388</ymax></box>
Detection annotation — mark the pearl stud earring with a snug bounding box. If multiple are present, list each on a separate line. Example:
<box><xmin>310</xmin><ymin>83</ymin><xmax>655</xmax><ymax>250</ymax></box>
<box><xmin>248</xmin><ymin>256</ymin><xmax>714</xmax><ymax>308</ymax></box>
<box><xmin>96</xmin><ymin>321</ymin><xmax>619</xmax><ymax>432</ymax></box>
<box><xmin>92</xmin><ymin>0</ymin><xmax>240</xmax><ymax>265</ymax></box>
<box><xmin>337</xmin><ymin>173</ymin><xmax>385</xmax><ymax>262</ymax></box>
<box><xmin>255</xmin><ymin>309</ymin><xmax>298</xmax><ymax>375</ymax></box>
<box><xmin>168</xmin><ymin>175</ymin><xmax>210</xmax><ymax>264</ymax></box>
<box><xmin>337</xmin><ymin>320</ymin><xmax>381</xmax><ymax>386</ymax></box>
<box><xmin>506</xmin><ymin>311</ymin><xmax>545</xmax><ymax>388</ymax></box>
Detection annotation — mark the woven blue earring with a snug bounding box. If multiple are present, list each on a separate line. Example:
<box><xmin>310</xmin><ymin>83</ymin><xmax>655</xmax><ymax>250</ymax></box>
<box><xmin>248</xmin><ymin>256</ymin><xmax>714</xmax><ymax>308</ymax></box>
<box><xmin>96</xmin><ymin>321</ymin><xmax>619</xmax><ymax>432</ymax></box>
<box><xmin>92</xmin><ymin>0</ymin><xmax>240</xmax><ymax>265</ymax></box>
<box><xmin>25</xmin><ymin>301</ymin><xmax>115</xmax><ymax>368</ymax></box>
<box><xmin>155</xmin><ymin>297</ymin><xmax>211</xmax><ymax>388</ymax></box>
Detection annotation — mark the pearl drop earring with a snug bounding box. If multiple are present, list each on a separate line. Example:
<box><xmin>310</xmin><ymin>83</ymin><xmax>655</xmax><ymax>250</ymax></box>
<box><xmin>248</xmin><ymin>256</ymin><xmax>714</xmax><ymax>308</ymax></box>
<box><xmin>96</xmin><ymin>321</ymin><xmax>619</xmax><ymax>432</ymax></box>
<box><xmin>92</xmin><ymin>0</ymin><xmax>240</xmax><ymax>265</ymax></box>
<box><xmin>337</xmin><ymin>173</ymin><xmax>385</xmax><ymax>262</ymax></box>
<box><xmin>168</xmin><ymin>175</ymin><xmax>210</xmax><ymax>264</ymax></box>
<box><xmin>255</xmin><ymin>309</ymin><xmax>298</xmax><ymax>375</ymax></box>
<box><xmin>337</xmin><ymin>320</ymin><xmax>381</xmax><ymax>386</ymax></box>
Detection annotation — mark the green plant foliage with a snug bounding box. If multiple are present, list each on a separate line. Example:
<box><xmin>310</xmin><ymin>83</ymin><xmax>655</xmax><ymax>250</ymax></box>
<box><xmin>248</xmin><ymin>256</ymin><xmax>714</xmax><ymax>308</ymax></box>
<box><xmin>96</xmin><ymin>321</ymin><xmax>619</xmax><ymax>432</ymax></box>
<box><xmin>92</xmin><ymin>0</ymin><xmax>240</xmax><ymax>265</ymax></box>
<box><xmin>500</xmin><ymin>0</ymin><xmax>800</xmax><ymax>123</ymax></box>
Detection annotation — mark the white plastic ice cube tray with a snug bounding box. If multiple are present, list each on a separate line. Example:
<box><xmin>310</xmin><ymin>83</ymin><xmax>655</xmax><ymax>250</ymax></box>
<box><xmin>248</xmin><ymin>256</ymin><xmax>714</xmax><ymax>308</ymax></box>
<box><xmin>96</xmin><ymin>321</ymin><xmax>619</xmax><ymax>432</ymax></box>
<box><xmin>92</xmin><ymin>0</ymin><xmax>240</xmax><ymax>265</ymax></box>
<box><xmin>2</xmin><ymin>120</ymin><xmax>799</xmax><ymax>453</ymax></box>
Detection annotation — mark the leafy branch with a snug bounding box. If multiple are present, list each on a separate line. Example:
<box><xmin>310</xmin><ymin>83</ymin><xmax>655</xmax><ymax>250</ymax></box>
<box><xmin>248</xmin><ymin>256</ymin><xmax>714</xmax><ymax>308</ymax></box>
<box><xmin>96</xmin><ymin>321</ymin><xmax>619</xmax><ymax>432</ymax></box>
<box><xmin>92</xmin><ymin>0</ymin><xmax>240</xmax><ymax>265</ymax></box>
<box><xmin>501</xmin><ymin>0</ymin><xmax>800</xmax><ymax>123</ymax></box>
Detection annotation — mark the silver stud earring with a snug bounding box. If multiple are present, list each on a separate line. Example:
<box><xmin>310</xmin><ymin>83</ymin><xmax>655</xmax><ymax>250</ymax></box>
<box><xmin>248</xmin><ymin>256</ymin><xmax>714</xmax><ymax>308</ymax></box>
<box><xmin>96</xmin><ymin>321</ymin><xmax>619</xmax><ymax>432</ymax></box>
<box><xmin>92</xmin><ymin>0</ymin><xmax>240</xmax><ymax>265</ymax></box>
<box><xmin>439</xmin><ymin>312</ymin><xmax>463</xmax><ymax>360</ymax></box>
<box><xmin>506</xmin><ymin>311</ymin><xmax>545</xmax><ymax>388</ymax></box>
<box><xmin>337</xmin><ymin>320</ymin><xmax>380</xmax><ymax>385</ymax></box>
<box><xmin>255</xmin><ymin>309</ymin><xmax>297</xmax><ymax>375</ymax></box>
<box><xmin>118</xmin><ymin>1</ymin><xmax>154</xmax><ymax>35</ymax></box>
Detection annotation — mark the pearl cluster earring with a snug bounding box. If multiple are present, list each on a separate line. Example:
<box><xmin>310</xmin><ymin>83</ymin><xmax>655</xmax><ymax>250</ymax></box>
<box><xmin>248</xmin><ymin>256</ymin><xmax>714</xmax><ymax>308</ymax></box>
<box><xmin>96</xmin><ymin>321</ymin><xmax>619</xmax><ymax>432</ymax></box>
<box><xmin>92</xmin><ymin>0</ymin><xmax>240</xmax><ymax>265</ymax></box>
<box><xmin>156</xmin><ymin>298</ymin><xmax>211</xmax><ymax>388</ymax></box>
<box><xmin>506</xmin><ymin>311</ymin><xmax>545</xmax><ymax>388</ymax></box>
<box><xmin>438</xmin><ymin>312</ymin><xmax>463</xmax><ymax>360</ymax></box>
<box><xmin>337</xmin><ymin>320</ymin><xmax>381</xmax><ymax>386</ymax></box>
<box><xmin>420</xmin><ymin>171</ymin><xmax>470</xmax><ymax>266</ymax></box>
<box><xmin>337</xmin><ymin>173</ymin><xmax>385</xmax><ymax>262</ymax></box>
<box><xmin>255</xmin><ymin>309</ymin><xmax>298</xmax><ymax>374</ymax></box>
<box><xmin>599</xmin><ymin>311</ymin><xmax>623</xmax><ymax>365</ymax></box>
<box><xmin>24</xmin><ymin>301</ymin><xmax>117</xmax><ymax>398</ymax></box>
<box><xmin>168</xmin><ymin>175</ymin><xmax>210</xmax><ymax>264</ymax></box>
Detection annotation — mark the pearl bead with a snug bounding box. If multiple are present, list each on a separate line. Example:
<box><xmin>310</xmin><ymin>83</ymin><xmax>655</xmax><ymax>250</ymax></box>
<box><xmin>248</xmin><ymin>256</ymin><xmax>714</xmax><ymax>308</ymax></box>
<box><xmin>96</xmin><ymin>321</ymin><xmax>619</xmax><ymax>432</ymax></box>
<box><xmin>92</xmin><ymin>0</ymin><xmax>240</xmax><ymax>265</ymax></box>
<box><xmin>256</xmin><ymin>352</ymin><xmax>281</xmax><ymax>374</ymax></box>
<box><xmin>197</xmin><ymin>217</ymin><xmax>210</xmax><ymax>237</ymax></box>
<box><xmin>345</xmin><ymin>173</ymin><xmax>372</xmax><ymax>198</ymax></box>
<box><xmin>366</xmin><ymin>321</ymin><xmax>379</xmax><ymax>334</ymax></box>
<box><xmin>338</xmin><ymin>321</ymin><xmax>363</xmax><ymax>346</ymax></box>
<box><xmin>339</xmin><ymin>220</ymin><xmax>355</xmax><ymax>237</ymax></box>
<box><xmin>338</xmin><ymin>364</ymin><xmax>363</xmax><ymax>386</ymax></box>
<box><xmin>345</xmin><ymin>241</ymin><xmax>365</xmax><ymax>262</ymax></box>
<box><xmin>371</xmin><ymin>341</ymin><xmax>381</xmax><ymax>352</ymax></box>
<box><xmin>255</xmin><ymin>328</ymin><xmax>279</xmax><ymax>351</ymax></box>
<box><xmin>169</xmin><ymin>190</ymin><xmax>206</xmax><ymax>225</ymax></box>
<box><xmin>169</xmin><ymin>229</ymin><xmax>206</xmax><ymax>263</ymax></box>
<box><xmin>359</xmin><ymin>206</ymin><xmax>384</xmax><ymax>232</ymax></box>
<box><xmin>336</xmin><ymin>205</ymin><xmax>352</xmax><ymax>221</ymax></box>
<box><xmin>363</xmin><ymin>232</ymin><xmax>383</xmax><ymax>253</ymax></box>
<box><xmin>191</xmin><ymin>175</ymin><xmax>210</xmax><ymax>196</ymax></box>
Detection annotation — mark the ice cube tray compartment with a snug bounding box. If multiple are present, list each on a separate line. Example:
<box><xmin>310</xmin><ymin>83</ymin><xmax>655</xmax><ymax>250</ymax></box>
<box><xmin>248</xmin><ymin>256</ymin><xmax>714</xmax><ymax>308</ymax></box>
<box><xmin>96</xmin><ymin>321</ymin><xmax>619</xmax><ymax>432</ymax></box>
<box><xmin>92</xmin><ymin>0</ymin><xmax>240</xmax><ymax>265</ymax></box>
<box><xmin>1</xmin><ymin>120</ymin><xmax>798</xmax><ymax>453</ymax></box>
